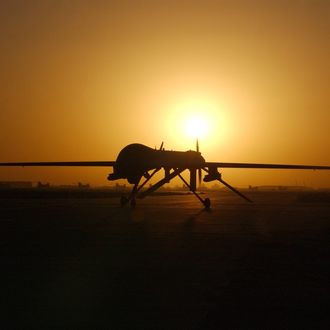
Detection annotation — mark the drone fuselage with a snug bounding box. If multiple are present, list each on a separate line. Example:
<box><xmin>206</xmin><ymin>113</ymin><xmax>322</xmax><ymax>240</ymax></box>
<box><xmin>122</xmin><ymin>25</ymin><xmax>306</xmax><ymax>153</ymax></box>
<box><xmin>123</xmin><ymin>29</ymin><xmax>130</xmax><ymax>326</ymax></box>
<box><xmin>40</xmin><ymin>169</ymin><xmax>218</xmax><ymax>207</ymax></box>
<box><xmin>107</xmin><ymin>143</ymin><xmax>205</xmax><ymax>184</ymax></box>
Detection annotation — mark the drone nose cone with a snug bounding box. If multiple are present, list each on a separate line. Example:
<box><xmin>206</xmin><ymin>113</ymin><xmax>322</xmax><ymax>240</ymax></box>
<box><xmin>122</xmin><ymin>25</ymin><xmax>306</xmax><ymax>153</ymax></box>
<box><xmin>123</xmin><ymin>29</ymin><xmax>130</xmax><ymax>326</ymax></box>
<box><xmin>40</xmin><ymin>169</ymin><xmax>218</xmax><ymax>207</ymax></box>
<box><xmin>198</xmin><ymin>154</ymin><xmax>206</xmax><ymax>166</ymax></box>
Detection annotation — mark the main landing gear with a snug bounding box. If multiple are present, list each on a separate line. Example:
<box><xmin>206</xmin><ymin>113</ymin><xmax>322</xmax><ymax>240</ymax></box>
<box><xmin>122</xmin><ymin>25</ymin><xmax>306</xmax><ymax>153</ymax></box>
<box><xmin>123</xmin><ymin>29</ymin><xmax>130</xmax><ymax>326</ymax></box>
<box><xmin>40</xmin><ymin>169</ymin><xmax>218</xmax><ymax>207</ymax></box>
<box><xmin>119</xmin><ymin>167</ymin><xmax>212</xmax><ymax>209</ymax></box>
<box><xmin>121</xmin><ymin>189</ymin><xmax>210</xmax><ymax>209</ymax></box>
<box><xmin>119</xmin><ymin>166</ymin><xmax>252</xmax><ymax>209</ymax></box>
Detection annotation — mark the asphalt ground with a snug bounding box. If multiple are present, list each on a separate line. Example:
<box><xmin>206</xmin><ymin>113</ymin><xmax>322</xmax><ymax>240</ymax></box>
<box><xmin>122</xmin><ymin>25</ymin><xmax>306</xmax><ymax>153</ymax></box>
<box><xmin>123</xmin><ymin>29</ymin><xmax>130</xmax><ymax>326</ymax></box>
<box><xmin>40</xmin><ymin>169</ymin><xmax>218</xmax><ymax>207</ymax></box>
<box><xmin>1</xmin><ymin>191</ymin><xmax>330</xmax><ymax>329</ymax></box>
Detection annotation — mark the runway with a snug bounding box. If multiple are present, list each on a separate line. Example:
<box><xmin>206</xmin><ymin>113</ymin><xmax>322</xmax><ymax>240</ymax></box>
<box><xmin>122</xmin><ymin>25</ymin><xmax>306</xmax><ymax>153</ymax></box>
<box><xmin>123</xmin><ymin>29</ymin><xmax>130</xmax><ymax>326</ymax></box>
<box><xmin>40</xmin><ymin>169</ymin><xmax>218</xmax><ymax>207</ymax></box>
<box><xmin>1</xmin><ymin>191</ymin><xmax>330</xmax><ymax>329</ymax></box>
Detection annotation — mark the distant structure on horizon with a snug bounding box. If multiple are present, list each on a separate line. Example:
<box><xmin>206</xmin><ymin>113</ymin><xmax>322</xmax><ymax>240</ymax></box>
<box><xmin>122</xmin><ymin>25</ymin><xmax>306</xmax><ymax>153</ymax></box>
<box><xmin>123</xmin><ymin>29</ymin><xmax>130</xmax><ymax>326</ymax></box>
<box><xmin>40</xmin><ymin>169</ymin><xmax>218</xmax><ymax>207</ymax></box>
<box><xmin>0</xmin><ymin>181</ymin><xmax>33</xmax><ymax>189</ymax></box>
<box><xmin>37</xmin><ymin>182</ymin><xmax>50</xmax><ymax>188</ymax></box>
<box><xmin>248</xmin><ymin>185</ymin><xmax>312</xmax><ymax>191</ymax></box>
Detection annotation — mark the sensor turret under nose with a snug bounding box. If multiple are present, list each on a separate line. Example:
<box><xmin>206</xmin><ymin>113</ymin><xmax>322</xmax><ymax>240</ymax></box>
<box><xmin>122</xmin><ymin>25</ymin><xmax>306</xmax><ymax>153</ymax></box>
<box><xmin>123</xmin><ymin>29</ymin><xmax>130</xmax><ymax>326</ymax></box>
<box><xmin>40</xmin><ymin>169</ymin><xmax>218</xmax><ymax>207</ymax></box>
<box><xmin>203</xmin><ymin>167</ymin><xmax>221</xmax><ymax>182</ymax></box>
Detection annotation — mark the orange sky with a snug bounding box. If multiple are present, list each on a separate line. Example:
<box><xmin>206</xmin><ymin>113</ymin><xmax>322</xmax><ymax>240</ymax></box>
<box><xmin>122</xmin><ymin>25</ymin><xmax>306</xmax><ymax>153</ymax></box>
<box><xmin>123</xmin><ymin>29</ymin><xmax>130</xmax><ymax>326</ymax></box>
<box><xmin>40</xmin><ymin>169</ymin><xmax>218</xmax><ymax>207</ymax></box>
<box><xmin>0</xmin><ymin>1</ymin><xmax>329</xmax><ymax>187</ymax></box>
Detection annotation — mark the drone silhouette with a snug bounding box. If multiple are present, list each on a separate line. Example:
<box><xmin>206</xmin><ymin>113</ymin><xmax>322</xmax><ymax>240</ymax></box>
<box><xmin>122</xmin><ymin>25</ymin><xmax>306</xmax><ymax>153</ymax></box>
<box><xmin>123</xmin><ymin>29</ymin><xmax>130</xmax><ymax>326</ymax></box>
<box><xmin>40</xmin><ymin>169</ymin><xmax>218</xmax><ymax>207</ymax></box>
<box><xmin>1</xmin><ymin>141</ymin><xmax>329</xmax><ymax>208</ymax></box>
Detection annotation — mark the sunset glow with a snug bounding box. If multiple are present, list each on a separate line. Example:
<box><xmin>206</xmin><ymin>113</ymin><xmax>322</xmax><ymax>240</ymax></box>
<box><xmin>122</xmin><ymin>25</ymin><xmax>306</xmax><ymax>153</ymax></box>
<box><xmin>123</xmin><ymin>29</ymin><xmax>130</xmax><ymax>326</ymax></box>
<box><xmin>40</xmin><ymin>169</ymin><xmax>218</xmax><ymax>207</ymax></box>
<box><xmin>0</xmin><ymin>1</ymin><xmax>329</xmax><ymax>187</ymax></box>
<box><xmin>164</xmin><ymin>95</ymin><xmax>231</xmax><ymax>154</ymax></box>
<box><xmin>184</xmin><ymin>115</ymin><xmax>209</xmax><ymax>139</ymax></box>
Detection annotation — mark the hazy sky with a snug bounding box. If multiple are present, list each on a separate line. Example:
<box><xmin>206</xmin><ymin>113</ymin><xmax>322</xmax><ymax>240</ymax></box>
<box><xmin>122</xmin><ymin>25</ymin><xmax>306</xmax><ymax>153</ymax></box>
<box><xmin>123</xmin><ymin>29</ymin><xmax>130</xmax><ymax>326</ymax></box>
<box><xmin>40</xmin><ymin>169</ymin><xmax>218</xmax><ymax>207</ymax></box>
<box><xmin>0</xmin><ymin>0</ymin><xmax>329</xmax><ymax>187</ymax></box>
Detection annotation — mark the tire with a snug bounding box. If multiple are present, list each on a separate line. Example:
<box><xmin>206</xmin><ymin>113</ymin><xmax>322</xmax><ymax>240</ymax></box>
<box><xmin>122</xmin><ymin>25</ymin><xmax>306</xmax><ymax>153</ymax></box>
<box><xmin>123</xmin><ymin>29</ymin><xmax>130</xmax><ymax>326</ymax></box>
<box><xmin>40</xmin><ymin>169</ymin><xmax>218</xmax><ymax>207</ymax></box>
<box><xmin>203</xmin><ymin>198</ymin><xmax>211</xmax><ymax>209</ymax></box>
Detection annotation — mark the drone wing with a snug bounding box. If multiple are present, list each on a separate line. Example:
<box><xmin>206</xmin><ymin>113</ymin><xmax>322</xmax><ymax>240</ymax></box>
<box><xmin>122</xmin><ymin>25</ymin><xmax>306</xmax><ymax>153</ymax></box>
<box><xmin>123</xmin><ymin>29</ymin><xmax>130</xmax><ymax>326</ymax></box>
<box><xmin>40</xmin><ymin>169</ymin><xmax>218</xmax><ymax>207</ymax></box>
<box><xmin>0</xmin><ymin>161</ymin><xmax>116</xmax><ymax>167</ymax></box>
<box><xmin>202</xmin><ymin>161</ymin><xmax>330</xmax><ymax>202</ymax></box>
<box><xmin>205</xmin><ymin>162</ymin><xmax>330</xmax><ymax>170</ymax></box>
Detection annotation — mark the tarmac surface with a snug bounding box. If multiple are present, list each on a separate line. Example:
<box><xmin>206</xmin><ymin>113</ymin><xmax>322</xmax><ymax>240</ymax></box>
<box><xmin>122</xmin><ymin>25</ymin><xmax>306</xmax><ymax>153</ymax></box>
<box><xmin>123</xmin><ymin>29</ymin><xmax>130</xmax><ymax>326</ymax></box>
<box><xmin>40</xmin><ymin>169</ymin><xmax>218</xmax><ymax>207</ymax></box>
<box><xmin>1</xmin><ymin>190</ymin><xmax>330</xmax><ymax>329</ymax></box>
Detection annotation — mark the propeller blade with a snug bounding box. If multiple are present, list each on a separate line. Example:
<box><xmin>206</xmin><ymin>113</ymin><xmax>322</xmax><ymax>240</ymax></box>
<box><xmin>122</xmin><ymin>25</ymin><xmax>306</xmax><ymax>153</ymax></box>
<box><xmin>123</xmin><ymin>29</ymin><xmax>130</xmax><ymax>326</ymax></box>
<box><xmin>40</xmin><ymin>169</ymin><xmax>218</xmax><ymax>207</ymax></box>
<box><xmin>196</xmin><ymin>139</ymin><xmax>199</xmax><ymax>153</ymax></box>
<box><xmin>218</xmin><ymin>178</ymin><xmax>253</xmax><ymax>203</ymax></box>
<box><xmin>189</xmin><ymin>169</ymin><xmax>197</xmax><ymax>192</ymax></box>
<box><xmin>159</xmin><ymin>142</ymin><xmax>164</xmax><ymax>150</ymax></box>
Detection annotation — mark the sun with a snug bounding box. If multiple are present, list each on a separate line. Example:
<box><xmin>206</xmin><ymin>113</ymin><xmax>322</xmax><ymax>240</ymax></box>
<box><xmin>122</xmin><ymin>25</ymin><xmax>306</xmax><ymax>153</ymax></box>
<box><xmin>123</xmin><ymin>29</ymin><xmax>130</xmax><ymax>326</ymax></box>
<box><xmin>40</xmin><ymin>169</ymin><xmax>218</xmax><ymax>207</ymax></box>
<box><xmin>170</xmin><ymin>98</ymin><xmax>215</xmax><ymax>141</ymax></box>
<box><xmin>184</xmin><ymin>115</ymin><xmax>209</xmax><ymax>139</ymax></box>
<box><xmin>165</xmin><ymin>95</ymin><xmax>230</xmax><ymax>151</ymax></box>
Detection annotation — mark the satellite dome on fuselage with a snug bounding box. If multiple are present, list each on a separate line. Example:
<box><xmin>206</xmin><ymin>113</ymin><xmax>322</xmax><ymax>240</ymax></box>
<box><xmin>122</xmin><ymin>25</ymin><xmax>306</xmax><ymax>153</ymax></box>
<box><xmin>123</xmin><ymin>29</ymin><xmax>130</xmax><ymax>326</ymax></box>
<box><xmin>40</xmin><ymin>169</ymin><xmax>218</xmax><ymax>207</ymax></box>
<box><xmin>114</xmin><ymin>143</ymin><xmax>205</xmax><ymax>183</ymax></box>
<box><xmin>116</xmin><ymin>144</ymin><xmax>154</xmax><ymax>164</ymax></box>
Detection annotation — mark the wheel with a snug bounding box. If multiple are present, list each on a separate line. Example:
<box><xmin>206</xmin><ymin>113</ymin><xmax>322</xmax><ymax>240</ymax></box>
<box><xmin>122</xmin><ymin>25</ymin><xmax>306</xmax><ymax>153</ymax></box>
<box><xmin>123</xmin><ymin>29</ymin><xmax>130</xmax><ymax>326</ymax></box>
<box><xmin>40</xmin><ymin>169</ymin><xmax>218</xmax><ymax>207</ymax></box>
<box><xmin>130</xmin><ymin>198</ymin><xmax>136</xmax><ymax>208</ymax></box>
<box><xmin>120</xmin><ymin>196</ymin><xmax>128</xmax><ymax>207</ymax></box>
<box><xmin>203</xmin><ymin>198</ymin><xmax>211</xmax><ymax>209</ymax></box>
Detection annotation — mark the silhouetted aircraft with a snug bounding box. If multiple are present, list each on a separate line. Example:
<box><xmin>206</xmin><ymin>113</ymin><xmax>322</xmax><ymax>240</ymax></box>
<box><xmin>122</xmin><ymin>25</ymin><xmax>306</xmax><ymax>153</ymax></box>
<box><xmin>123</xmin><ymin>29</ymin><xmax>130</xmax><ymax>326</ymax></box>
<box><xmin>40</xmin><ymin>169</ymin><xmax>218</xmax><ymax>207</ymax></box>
<box><xmin>1</xmin><ymin>141</ymin><xmax>330</xmax><ymax>208</ymax></box>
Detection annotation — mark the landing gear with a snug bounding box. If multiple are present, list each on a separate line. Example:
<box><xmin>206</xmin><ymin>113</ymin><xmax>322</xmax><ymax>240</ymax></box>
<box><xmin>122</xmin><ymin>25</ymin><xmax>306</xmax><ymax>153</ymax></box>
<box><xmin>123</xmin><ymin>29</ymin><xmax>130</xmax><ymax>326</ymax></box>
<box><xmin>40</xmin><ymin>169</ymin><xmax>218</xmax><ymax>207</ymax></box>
<box><xmin>119</xmin><ymin>167</ymin><xmax>214</xmax><ymax>209</ymax></box>
<box><xmin>177</xmin><ymin>173</ymin><xmax>212</xmax><ymax>209</ymax></box>
<box><xmin>120</xmin><ymin>168</ymin><xmax>165</xmax><ymax>208</ymax></box>
<box><xmin>203</xmin><ymin>198</ymin><xmax>211</xmax><ymax>209</ymax></box>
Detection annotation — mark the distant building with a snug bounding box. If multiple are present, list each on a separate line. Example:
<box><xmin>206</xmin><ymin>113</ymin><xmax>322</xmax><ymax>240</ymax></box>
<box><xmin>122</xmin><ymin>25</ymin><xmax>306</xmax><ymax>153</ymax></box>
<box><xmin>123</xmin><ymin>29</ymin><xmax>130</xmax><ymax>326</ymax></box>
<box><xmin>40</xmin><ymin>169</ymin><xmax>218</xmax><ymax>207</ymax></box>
<box><xmin>58</xmin><ymin>183</ymin><xmax>90</xmax><ymax>189</ymax></box>
<box><xmin>0</xmin><ymin>181</ymin><xmax>33</xmax><ymax>189</ymax></box>
<box><xmin>248</xmin><ymin>185</ymin><xmax>311</xmax><ymax>191</ymax></box>
<box><xmin>78</xmin><ymin>182</ymin><xmax>90</xmax><ymax>189</ymax></box>
<box><xmin>37</xmin><ymin>182</ymin><xmax>50</xmax><ymax>188</ymax></box>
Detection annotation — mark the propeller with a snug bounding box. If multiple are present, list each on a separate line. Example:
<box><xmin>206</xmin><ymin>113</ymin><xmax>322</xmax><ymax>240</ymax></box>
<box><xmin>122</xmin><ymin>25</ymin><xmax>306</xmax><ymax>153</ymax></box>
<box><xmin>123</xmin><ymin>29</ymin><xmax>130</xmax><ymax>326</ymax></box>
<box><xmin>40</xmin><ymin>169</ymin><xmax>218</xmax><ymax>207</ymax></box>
<box><xmin>159</xmin><ymin>141</ymin><xmax>164</xmax><ymax>150</ymax></box>
<box><xmin>196</xmin><ymin>139</ymin><xmax>202</xmax><ymax>186</ymax></box>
